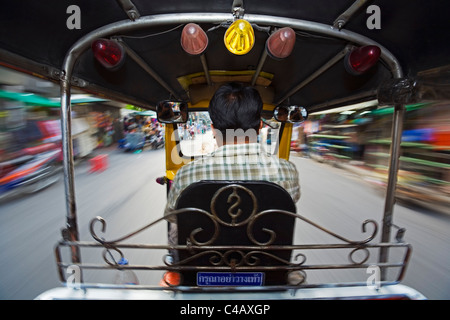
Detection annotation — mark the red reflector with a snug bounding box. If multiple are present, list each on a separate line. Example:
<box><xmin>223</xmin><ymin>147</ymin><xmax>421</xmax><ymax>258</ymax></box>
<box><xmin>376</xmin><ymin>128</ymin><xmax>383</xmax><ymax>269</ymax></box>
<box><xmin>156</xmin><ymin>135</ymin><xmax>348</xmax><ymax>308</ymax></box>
<box><xmin>266</xmin><ymin>27</ymin><xmax>296</xmax><ymax>59</ymax></box>
<box><xmin>181</xmin><ymin>23</ymin><xmax>208</xmax><ymax>55</ymax></box>
<box><xmin>345</xmin><ymin>45</ymin><xmax>381</xmax><ymax>75</ymax></box>
<box><xmin>160</xmin><ymin>271</ymin><xmax>181</xmax><ymax>287</ymax></box>
<box><xmin>91</xmin><ymin>39</ymin><xmax>125</xmax><ymax>69</ymax></box>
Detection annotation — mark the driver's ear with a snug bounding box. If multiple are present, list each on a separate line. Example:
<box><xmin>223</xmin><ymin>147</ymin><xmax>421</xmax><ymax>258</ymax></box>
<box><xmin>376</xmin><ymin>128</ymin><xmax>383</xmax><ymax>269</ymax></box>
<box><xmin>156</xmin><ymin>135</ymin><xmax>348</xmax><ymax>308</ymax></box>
<box><xmin>256</xmin><ymin>120</ymin><xmax>263</xmax><ymax>134</ymax></box>
<box><xmin>211</xmin><ymin>124</ymin><xmax>224</xmax><ymax>147</ymax></box>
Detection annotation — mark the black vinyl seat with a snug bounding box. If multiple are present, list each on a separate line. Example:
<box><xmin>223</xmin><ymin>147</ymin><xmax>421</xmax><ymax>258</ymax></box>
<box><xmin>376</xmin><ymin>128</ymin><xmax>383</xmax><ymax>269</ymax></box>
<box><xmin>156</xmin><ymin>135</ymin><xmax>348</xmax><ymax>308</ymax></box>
<box><xmin>174</xmin><ymin>180</ymin><xmax>296</xmax><ymax>286</ymax></box>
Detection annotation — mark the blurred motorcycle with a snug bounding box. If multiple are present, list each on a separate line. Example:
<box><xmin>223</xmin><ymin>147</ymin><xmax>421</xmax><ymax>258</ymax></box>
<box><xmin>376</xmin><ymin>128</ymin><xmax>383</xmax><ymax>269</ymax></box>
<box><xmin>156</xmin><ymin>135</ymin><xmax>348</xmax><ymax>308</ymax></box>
<box><xmin>147</xmin><ymin>132</ymin><xmax>164</xmax><ymax>150</ymax></box>
<box><xmin>0</xmin><ymin>143</ymin><xmax>61</xmax><ymax>202</ymax></box>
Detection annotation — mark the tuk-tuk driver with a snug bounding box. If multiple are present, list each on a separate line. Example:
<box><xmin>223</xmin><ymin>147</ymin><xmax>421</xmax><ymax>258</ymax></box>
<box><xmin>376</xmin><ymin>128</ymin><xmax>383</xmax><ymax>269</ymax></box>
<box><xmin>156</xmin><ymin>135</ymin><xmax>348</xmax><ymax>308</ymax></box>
<box><xmin>165</xmin><ymin>82</ymin><xmax>301</xmax><ymax>244</ymax></box>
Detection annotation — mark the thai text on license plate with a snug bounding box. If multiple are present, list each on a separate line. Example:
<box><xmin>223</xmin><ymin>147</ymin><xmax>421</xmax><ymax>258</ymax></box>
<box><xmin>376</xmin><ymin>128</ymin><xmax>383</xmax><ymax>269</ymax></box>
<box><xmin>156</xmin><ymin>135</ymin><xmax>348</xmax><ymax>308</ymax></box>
<box><xmin>197</xmin><ymin>272</ymin><xmax>264</xmax><ymax>286</ymax></box>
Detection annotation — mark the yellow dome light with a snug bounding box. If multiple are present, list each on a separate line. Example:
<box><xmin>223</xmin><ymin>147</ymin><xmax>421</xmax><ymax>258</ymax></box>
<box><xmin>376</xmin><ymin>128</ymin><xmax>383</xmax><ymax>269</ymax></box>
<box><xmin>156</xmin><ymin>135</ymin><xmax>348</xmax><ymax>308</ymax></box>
<box><xmin>224</xmin><ymin>19</ymin><xmax>255</xmax><ymax>55</ymax></box>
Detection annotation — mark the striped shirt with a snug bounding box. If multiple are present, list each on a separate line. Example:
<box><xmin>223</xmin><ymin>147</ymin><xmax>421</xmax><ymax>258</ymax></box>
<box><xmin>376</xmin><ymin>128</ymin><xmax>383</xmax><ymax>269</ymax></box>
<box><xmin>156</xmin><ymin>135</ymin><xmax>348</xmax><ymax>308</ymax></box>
<box><xmin>165</xmin><ymin>143</ymin><xmax>300</xmax><ymax>219</ymax></box>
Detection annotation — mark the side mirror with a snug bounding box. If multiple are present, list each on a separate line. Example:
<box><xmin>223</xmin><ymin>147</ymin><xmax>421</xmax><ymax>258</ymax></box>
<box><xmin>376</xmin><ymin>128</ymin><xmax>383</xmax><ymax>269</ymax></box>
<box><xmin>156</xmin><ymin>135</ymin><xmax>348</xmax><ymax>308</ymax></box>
<box><xmin>156</xmin><ymin>100</ymin><xmax>188</xmax><ymax>123</ymax></box>
<box><xmin>273</xmin><ymin>105</ymin><xmax>308</xmax><ymax>123</ymax></box>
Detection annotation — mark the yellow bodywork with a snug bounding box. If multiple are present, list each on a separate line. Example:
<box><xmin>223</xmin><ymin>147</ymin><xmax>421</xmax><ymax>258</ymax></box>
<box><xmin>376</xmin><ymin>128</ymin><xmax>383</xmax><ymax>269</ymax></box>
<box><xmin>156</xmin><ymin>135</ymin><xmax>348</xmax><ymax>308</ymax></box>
<box><xmin>164</xmin><ymin>101</ymin><xmax>293</xmax><ymax>179</ymax></box>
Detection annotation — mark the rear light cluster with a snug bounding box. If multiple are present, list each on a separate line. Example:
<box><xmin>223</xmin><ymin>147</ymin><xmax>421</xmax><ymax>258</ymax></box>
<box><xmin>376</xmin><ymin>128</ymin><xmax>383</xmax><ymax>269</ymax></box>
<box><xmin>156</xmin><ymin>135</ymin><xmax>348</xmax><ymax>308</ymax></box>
<box><xmin>91</xmin><ymin>39</ymin><xmax>125</xmax><ymax>69</ymax></box>
<box><xmin>91</xmin><ymin>30</ymin><xmax>380</xmax><ymax>76</ymax></box>
<box><xmin>345</xmin><ymin>45</ymin><xmax>381</xmax><ymax>75</ymax></box>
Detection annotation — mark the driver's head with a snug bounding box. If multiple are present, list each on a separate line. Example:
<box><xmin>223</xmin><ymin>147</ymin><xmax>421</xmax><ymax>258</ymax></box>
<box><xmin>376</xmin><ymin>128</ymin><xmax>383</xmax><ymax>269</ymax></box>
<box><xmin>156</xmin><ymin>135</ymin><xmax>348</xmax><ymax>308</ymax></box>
<box><xmin>208</xmin><ymin>82</ymin><xmax>263</xmax><ymax>141</ymax></box>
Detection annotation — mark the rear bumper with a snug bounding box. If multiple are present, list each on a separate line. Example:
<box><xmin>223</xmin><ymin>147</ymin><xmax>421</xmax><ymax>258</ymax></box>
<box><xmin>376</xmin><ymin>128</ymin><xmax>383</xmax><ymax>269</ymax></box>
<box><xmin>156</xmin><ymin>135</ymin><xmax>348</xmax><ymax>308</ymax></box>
<box><xmin>36</xmin><ymin>283</ymin><xmax>426</xmax><ymax>300</ymax></box>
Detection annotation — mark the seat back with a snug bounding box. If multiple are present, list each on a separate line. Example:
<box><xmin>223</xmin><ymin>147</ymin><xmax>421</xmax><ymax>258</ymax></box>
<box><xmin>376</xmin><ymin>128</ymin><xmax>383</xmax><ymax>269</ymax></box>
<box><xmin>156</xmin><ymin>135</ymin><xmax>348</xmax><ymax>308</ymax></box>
<box><xmin>174</xmin><ymin>180</ymin><xmax>296</xmax><ymax>286</ymax></box>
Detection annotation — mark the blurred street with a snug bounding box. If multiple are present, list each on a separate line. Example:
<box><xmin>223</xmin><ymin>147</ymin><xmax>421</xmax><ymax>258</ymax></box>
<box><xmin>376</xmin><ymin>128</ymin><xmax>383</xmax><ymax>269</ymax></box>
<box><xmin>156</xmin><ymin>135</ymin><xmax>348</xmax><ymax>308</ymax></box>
<box><xmin>0</xmin><ymin>146</ymin><xmax>449</xmax><ymax>299</ymax></box>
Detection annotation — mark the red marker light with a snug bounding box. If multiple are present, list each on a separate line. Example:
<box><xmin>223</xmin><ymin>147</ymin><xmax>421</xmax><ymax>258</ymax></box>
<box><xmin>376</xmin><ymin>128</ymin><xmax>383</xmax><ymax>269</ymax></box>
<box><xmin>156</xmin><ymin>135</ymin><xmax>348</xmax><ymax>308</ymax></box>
<box><xmin>160</xmin><ymin>271</ymin><xmax>181</xmax><ymax>287</ymax></box>
<box><xmin>181</xmin><ymin>23</ymin><xmax>208</xmax><ymax>55</ymax></box>
<box><xmin>345</xmin><ymin>45</ymin><xmax>381</xmax><ymax>75</ymax></box>
<box><xmin>266</xmin><ymin>27</ymin><xmax>296</xmax><ymax>59</ymax></box>
<box><xmin>92</xmin><ymin>39</ymin><xmax>125</xmax><ymax>69</ymax></box>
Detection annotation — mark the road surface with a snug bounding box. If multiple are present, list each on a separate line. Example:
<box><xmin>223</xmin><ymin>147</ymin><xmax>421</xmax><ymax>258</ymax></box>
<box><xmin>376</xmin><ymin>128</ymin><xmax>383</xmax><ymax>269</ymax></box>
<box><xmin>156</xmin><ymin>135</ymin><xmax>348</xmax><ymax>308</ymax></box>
<box><xmin>0</xmin><ymin>146</ymin><xmax>449</xmax><ymax>299</ymax></box>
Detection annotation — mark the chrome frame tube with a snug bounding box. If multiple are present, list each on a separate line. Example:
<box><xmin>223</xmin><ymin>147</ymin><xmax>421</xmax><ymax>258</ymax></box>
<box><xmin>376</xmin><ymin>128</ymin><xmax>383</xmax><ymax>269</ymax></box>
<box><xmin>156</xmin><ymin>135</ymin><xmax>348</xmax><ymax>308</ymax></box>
<box><xmin>119</xmin><ymin>40</ymin><xmax>182</xmax><ymax>100</ymax></box>
<box><xmin>379</xmin><ymin>104</ymin><xmax>405</xmax><ymax>279</ymax></box>
<box><xmin>62</xmin><ymin>13</ymin><xmax>403</xmax><ymax>76</ymax></box>
<box><xmin>333</xmin><ymin>0</ymin><xmax>372</xmax><ymax>30</ymax></box>
<box><xmin>250</xmin><ymin>49</ymin><xmax>268</xmax><ymax>86</ymax></box>
<box><xmin>200</xmin><ymin>54</ymin><xmax>212</xmax><ymax>86</ymax></box>
<box><xmin>60</xmin><ymin>12</ymin><xmax>404</xmax><ymax>277</ymax></box>
<box><xmin>274</xmin><ymin>45</ymin><xmax>353</xmax><ymax>105</ymax></box>
<box><xmin>60</xmin><ymin>69</ymin><xmax>81</xmax><ymax>265</ymax></box>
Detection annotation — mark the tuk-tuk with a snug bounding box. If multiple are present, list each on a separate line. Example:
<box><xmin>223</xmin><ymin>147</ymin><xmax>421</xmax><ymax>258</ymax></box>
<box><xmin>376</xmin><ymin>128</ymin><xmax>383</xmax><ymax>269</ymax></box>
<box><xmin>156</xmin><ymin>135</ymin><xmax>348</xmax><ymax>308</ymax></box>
<box><xmin>1</xmin><ymin>0</ymin><xmax>448</xmax><ymax>300</ymax></box>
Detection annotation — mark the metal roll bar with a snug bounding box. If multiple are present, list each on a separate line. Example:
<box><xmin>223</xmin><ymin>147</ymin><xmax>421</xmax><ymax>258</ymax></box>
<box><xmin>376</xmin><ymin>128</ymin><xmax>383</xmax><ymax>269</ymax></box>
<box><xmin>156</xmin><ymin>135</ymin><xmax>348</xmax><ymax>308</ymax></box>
<box><xmin>59</xmin><ymin>12</ymin><xmax>405</xmax><ymax>279</ymax></box>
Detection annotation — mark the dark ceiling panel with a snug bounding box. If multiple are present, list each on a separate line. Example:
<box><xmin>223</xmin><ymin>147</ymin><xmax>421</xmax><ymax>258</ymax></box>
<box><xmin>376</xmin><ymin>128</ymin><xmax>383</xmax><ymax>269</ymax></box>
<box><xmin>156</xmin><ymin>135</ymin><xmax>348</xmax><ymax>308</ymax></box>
<box><xmin>0</xmin><ymin>0</ymin><xmax>449</xmax><ymax>110</ymax></box>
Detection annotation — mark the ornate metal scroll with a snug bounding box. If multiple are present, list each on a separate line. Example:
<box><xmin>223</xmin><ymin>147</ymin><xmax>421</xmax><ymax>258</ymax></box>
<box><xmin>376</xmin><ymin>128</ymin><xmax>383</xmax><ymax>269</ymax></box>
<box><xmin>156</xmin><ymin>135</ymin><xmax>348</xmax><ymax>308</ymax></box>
<box><xmin>210</xmin><ymin>184</ymin><xmax>258</xmax><ymax>227</ymax></box>
<box><xmin>55</xmin><ymin>183</ymin><xmax>411</xmax><ymax>289</ymax></box>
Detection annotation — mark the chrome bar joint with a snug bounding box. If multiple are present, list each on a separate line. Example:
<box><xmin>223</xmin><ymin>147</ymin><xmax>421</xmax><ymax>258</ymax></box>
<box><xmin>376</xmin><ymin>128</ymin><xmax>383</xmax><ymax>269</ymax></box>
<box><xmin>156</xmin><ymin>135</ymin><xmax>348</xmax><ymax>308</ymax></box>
<box><xmin>333</xmin><ymin>0</ymin><xmax>372</xmax><ymax>30</ymax></box>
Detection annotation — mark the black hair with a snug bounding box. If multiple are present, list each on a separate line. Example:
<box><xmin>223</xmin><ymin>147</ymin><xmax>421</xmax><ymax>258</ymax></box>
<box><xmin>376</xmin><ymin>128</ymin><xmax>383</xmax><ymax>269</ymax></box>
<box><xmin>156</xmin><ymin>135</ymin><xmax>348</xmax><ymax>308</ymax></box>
<box><xmin>208</xmin><ymin>82</ymin><xmax>263</xmax><ymax>139</ymax></box>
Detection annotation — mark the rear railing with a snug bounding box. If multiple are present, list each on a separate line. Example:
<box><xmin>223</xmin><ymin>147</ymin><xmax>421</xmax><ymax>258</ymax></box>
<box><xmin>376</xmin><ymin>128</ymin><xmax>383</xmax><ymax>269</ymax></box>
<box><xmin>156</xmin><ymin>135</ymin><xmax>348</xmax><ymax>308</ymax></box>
<box><xmin>55</xmin><ymin>208</ymin><xmax>412</xmax><ymax>291</ymax></box>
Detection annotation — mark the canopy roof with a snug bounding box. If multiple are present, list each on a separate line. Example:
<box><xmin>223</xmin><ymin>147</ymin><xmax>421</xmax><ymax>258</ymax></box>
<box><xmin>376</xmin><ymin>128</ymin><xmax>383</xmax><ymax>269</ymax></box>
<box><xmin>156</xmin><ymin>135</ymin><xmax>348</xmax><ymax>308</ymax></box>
<box><xmin>0</xmin><ymin>0</ymin><xmax>449</xmax><ymax>112</ymax></box>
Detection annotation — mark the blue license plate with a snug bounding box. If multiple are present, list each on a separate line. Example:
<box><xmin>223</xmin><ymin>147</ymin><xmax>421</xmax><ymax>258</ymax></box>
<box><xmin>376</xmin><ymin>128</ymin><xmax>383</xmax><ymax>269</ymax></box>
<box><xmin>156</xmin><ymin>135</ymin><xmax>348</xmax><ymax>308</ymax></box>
<box><xmin>197</xmin><ymin>272</ymin><xmax>264</xmax><ymax>286</ymax></box>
